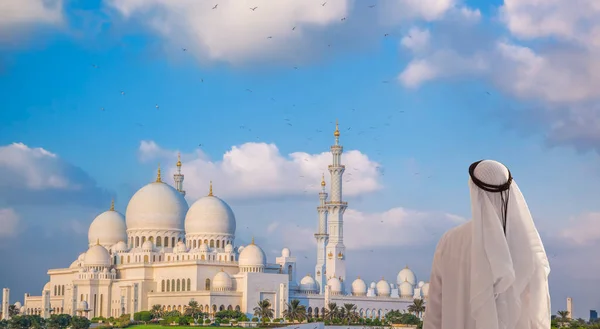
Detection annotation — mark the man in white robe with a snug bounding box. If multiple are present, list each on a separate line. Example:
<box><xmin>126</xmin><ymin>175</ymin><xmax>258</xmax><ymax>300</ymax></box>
<box><xmin>423</xmin><ymin>160</ymin><xmax>551</xmax><ymax>329</ymax></box>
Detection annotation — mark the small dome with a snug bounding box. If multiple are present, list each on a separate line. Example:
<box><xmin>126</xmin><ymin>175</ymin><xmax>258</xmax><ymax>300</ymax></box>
<box><xmin>78</xmin><ymin>301</ymin><xmax>89</xmax><ymax>310</ymax></box>
<box><xmin>14</xmin><ymin>302</ymin><xmax>22</xmax><ymax>309</ymax></box>
<box><xmin>84</xmin><ymin>245</ymin><xmax>111</xmax><ymax>267</ymax></box>
<box><xmin>299</xmin><ymin>275</ymin><xmax>318</xmax><ymax>292</ymax></box>
<box><xmin>213</xmin><ymin>270</ymin><xmax>233</xmax><ymax>291</ymax></box>
<box><xmin>88</xmin><ymin>208</ymin><xmax>127</xmax><ymax>248</ymax></box>
<box><xmin>69</xmin><ymin>260</ymin><xmax>80</xmax><ymax>269</ymax></box>
<box><xmin>43</xmin><ymin>282</ymin><xmax>50</xmax><ymax>292</ymax></box>
<box><xmin>78</xmin><ymin>253</ymin><xmax>86</xmax><ymax>261</ymax></box>
<box><xmin>126</xmin><ymin>180</ymin><xmax>188</xmax><ymax>232</ymax></box>
<box><xmin>112</xmin><ymin>241</ymin><xmax>128</xmax><ymax>253</ymax></box>
<box><xmin>399</xmin><ymin>280</ymin><xmax>414</xmax><ymax>297</ymax></box>
<box><xmin>238</xmin><ymin>245</ymin><xmax>245</xmax><ymax>253</ymax></box>
<box><xmin>199</xmin><ymin>243</ymin><xmax>209</xmax><ymax>252</ymax></box>
<box><xmin>185</xmin><ymin>195</ymin><xmax>236</xmax><ymax>236</ymax></box>
<box><xmin>239</xmin><ymin>241</ymin><xmax>266</xmax><ymax>268</ymax></box>
<box><xmin>376</xmin><ymin>279</ymin><xmax>391</xmax><ymax>297</ymax></box>
<box><xmin>370</xmin><ymin>282</ymin><xmax>376</xmax><ymax>289</ymax></box>
<box><xmin>281</xmin><ymin>248</ymin><xmax>291</xmax><ymax>257</ymax></box>
<box><xmin>327</xmin><ymin>277</ymin><xmax>342</xmax><ymax>294</ymax></box>
<box><xmin>418</xmin><ymin>280</ymin><xmax>425</xmax><ymax>288</ymax></box>
<box><xmin>351</xmin><ymin>277</ymin><xmax>367</xmax><ymax>296</ymax></box>
<box><xmin>142</xmin><ymin>240</ymin><xmax>154</xmax><ymax>251</ymax></box>
<box><xmin>19</xmin><ymin>306</ymin><xmax>25</xmax><ymax>313</ymax></box>
<box><xmin>397</xmin><ymin>266</ymin><xmax>417</xmax><ymax>287</ymax></box>
<box><xmin>175</xmin><ymin>241</ymin><xmax>187</xmax><ymax>253</ymax></box>
<box><xmin>224</xmin><ymin>243</ymin><xmax>234</xmax><ymax>253</ymax></box>
<box><xmin>422</xmin><ymin>282</ymin><xmax>430</xmax><ymax>297</ymax></box>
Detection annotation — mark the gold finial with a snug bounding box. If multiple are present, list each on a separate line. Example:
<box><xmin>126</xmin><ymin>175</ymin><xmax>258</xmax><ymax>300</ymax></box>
<box><xmin>251</xmin><ymin>236</ymin><xmax>255</xmax><ymax>245</ymax></box>
<box><xmin>220</xmin><ymin>268</ymin><xmax>224</xmax><ymax>272</ymax></box>
<box><xmin>334</xmin><ymin>119</ymin><xmax>340</xmax><ymax>137</ymax></box>
<box><xmin>110</xmin><ymin>199</ymin><xmax>115</xmax><ymax>211</ymax></box>
<box><xmin>405</xmin><ymin>264</ymin><xmax>409</xmax><ymax>269</ymax></box>
<box><xmin>321</xmin><ymin>173</ymin><xmax>326</xmax><ymax>187</ymax></box>
<box><xmin>96</xmin><ymin>238</ymin><xmax>100</xmax><ymax>246</ymax></box>
<box><xmin>156</xmin><ymin>163</ymin><xmax>162</xmax><ymax>182</ymax></box>
<box><xmin>208</xmin><ymin>181</ymin><xmax>213</xmax><ymax>196</ymax></box>
<box><xmin>177</xmin><ymin>152</ymin><xmax>182</xmax><ymax>167</ymax></box>
<box><xmin>357</xmin><ymin>275</ymin><xmax>361</xmax><ymax>279</ymax></box>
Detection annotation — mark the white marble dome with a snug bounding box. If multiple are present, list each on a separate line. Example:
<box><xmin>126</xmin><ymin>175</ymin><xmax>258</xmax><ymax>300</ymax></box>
<box><xmin>399</xmin><ymin>279</ymin><xmax>414</xmax><ymax>297</ymax></box>
<box><xmin>370</xmin><ymin>282</ymin><xmax>376</xmax><ymax>289</ymax></box>
<box><xmin>175</xmin><ymin>241</ymin><xmax>187</xmax><ymax>253</ymax></box>
<box><xmin>142</xmin><ymin>240</ymin><xmax>154</xmax><ymax>251</ymax></box>
<box><xmin>84</xmin><ymin>245</ymin><xmax>111</xmax><ymax>267</ymax></box>
<box><xmin>14</xmin><ymin>302</ymin><xmax>22</xmax><ymax>309</ymax></box>
<box><xmin>327</xmin><ymin>277</ymin><xmax>342</xmax><ymax>295</ymax></box>
<box><xmin>88</xmin><ymin>208</ymin><xmax>127</xmax><ymax>248</ymax></box>
<box><xmin>281</xmin><ymin>248</ymin><xmax>291</xmax><ymax>257</ymax></box>
<box><xmin>351</xmin><ymin>277</ymin><xmax>367</xmax><ymax>296</ymax></box>
<box><xmin>112</xmin><ymin>241</ymin><xmax>128</xmax><ymax>253</ymax></box>
<box><xmin>78</xmin><ymin>301</ymin><xmax>89</xmax><ymax>310</ymax></box>
<box><xmin>397</xmin><ymin>266</ymin><xmax>417</xmax><ymax>287</ymax></box>
<box><xmin>418</xmin><ymin>280</ymin><xmax>425</xmax><ymax>288</ymax></box>
<box><xmin>299</xmin><ymin>275</ymin><xmax>318</xmax><ymax>293</ymax></box>
<box><xmin>422</xmin><ymin>282</ymin><xmax>430</xmax><ymax>297</ymax></box>
<box><xmin>213</xmin><ymin>269</ymin><xmax>233</xmax><ymax>291</ymax></box>
<box><xmin>239</xmin><ymin>241</ymin><xmax>266</xmax><ymax>270</ymax></box>
<box><xmin>185</xmin><ymin>195</ymin><xmax>236</xmax><ymax>236</ymax></box>
<box><xmin>126</xmin><ymin>179</ymin><xmax>188</xmax><ymax>232</ymax></box>
<box><xmin>376</xmin><ymin>278</ymin><xmax>391</xmax><ymax>296</ymax></box>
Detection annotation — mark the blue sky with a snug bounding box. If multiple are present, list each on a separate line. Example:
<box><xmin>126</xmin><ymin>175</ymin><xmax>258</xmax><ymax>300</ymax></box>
<box><xmin>1</xmin><ymin>0</ymin><xmax>600</xmax><ymax>319</ymax></box>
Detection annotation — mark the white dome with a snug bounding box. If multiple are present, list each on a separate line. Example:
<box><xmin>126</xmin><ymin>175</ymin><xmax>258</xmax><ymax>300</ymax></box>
<box><xmin>224</xmin><ymin>243</ymin><xmax>234</xmax><ymax>253</ymax></box>
<box><xmin>238</xmin><ymin>242</ymin><xmax>266</xmax><ymax>268</ymax></box>
<box><xmin>281</xmin><ymin>248</ymin><xmax>291</xmax><ymax>257</ymax></box>
<box><xmin>185</xmin><ymin>195</ymin><xmax>236</xmax><ymax>236</ymax></box>
<box><xmin>299</xmin><ymin>275</ymin><xmax>318</xmax><ymax>292</ymax></box>
<box><xmin>112</xmin><ymin>241</ymin><xmax>128</xmax><ymax>253</ymax></box>
<box><xmin>376</xmin><ymin>279</ymin><xmax>391</xmax><ymax>296</ymax></box>
<box><xmin>397</xmin><ymin>266</ymin><xmax>417</xmax><ymax>286</ymax></box>
<box><xmin>351</xmin><ymin>277</ymin><xmax>367</xmax><ymax>296</ymax></box>
<box><xmin>69</xmin><ymin>260</ymin><xmax>80</xmax><ymax>269</ymax></box>
<box><xmin>84</xmin><ymin>245</ymin><xmax>111</xmax><ymax>267</ymax></box>
<box><xmin>399</xmin><ymin>280</ymin><xmax>414</xmax><ymax>297</ymax></box>
<box><xmin>175</xmin><ymin>241</ymin><xmax>187</xmax><ymax>253</ymax></box>
<box><xmin>418</xmin><ymin>280</ymin><xmax>425</xmax><ymax>288</ymax></box>
<box><xmin>88</xmin><ymin>209</ymin><xmax>127</xmax><ymax>248</ymax></box>
<box><xmin>78</xmin><ymin>301</ymin><xmax>89</xmax><ymax>310</ymax></box>
<box><xmin>370</xmin><ymin>282</ymin><xmax>376</xmax><ymax>289</ymax></box>
<box><xmin>126</xmin><ymin>181</ymin><xmax>188</xmax><ymax>231</ymax></box>
<box><xmin>43</xmin><ymin>282</ymin><xmax>50</xmax><ymax>292</ymax></box>
<box><xmin>327</xmin><ymin>277</ymin><xmax>342</xmax><ymax>294</ymax></box>
<box><xmin>422</xmin><ymin>282</ymin><xmax>430</xmax><ymax>297</ymax></box>
<box><xmin>19</xmin><ymin>306</ymin><xmax>25</xmax><ymax>313</ymax></box>
<box><xmin>78</xmin><ymin>253</ymin><xmax>86</xmax><ymax>261</ymax></box>
<box><xmin>142</xmin><ymin>240</ymin><xmax>154</xmax><ymax>251</ymax></box>
<box><xmin>14</xmin><ymin>302</ymin><xmax>22</xmax><ymax>309</ymax></box>
<box><xmin>213</xmin><ymin>270</ymin><xmax>233</xmax><ymax>291</ymax></box>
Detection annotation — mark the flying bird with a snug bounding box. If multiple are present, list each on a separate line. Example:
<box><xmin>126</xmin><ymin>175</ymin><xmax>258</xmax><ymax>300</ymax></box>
<box><xmin>250</xmin><ymin>6</ymin><xmax>258</xmax><ymax>11</ymax></box>
<box><xmin>368</xmin><ymin>4</ymin><xmax>376</xmax><ymax>8</ymax></box>
<box><xmin>182</xmin><ymin>48</ymin><xmax>187</xmax><ymax>51</ymax></box>
<box><xmin>91</xmin><ymin>64</ymin><xmax>98</xmax><ymax>68</ymax></box>
<box><xmin>384</xmin><ymin>33</ymin><xmax>389</xmax><ymax>37</ymax></box>
<box><xmin>292</xmin><ymin>26</ymin><xmax>296</xmax><ymax>31</ymax></box>
<box><xmin>120</xmin><ymin>91</ymin><xmax>125</xmax><ymax>95</ymax></box>
<box><xmin>322</xmin><ymin>2</ymin><xmax>327</xmax><ymax>6</ymax></box>
<box><xmin>341</xmin><ymin>17</ymin><xmax>346</xmax><ymax>21</ymax></box>
<box><xmin>246</xmin><ymin>89</ymin><xmax>253</xmax><ymax>92</ymax></box>
<box><xmin>212</xmin><ymin>4</ymin><xmax>218</xmax><ymax>9</ymax></box>
<box><xmin>155</xmin><ymin>104</ymin><xmax>159</xmax><ymax>109</ymax></box>
<box><xmin>100</xmin><ymin>107</ymin><xmax>105</xmax><ymax>111</ymax></box>
<box><xmin>267</xmin><ymin>36</ymin><xmax>273</xmax><ymax>39</ymax></box>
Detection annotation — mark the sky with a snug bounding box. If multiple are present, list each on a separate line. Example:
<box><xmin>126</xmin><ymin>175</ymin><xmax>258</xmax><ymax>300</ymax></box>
<box><xmin>1</xmin><ymin>0</ymin><xmax>600</xmax><ymax>320</ymax></box>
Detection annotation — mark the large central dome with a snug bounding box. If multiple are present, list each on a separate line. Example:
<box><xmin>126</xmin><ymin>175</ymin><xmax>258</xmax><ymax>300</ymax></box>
<box><xmin>126</xmin><ymin>178</ymin><xmax>188</xmax><ymax>232</ymax></box>
<box><xmin>185</xmin><ymin>194</ymin><xmax>236</xmax><ymax>236</ymax></box>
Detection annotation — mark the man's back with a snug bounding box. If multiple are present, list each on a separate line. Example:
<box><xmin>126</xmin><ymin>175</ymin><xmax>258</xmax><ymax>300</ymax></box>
<box><xmin>423</xmin><ymin>221</ymin><xmax>477</xmax><ymax>329</ymax></box>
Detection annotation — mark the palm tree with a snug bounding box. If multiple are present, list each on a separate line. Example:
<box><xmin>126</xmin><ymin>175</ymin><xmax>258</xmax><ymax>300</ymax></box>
<box><xmin>324</xmin><ymin>303</ymin><xmax>339</xmax><ymax>321</ymax></box>
<box><xmin>407</xmin><ymin>299</ymin><xmax>426</xmax><ymax>318</ymax></box>
<box><xmin>342</xmin><ymin>304</ymin><xmax>360</xmax><ymax>324</ymax></box>
<box><xmin>556</xmin><ymin>310</ymin><xmax>570</xmax><ymax>324</ymax></box>
<box><xmin>185</xmin><ymin>300</ymin><xmax>203</xmax><ymax>323</ymax></box>
<box><xmin>253</xmin><ymin>300</ymin><xmax>274</xmax><ymax>324</ymax></box>
<box><xmin>150</xmin><ymin>304</ymin><xmax>163</xmax><ymax>319</ymax></box>
<box><xmin>7</xmin><ymin>305</ymin><xmax>19</xmax><ymax>317</ymax></box>
<box><xmin>282</xmin><ymin>299</ymin><xmax>307</xmax><ymax>323</ymax></box>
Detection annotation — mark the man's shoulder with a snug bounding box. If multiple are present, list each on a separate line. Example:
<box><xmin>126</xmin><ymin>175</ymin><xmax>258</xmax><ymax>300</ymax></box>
<box><xmin>438</xmin><ymin>221</ymin><xmax>471</xmax><ymax>248</ymax></box>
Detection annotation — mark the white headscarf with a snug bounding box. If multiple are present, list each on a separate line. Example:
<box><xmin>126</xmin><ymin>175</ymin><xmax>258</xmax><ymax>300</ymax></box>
<box><xmin>469</xmin><ymin>160</ymin><xmax>551</xmax><ymax>329</ymax></box>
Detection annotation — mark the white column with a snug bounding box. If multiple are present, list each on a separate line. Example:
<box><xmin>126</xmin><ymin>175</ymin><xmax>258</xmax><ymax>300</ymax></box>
<box><xmin>1</xmin><ymin>288</ymin><xmax>9</xmax><ymax>320</ymax></box>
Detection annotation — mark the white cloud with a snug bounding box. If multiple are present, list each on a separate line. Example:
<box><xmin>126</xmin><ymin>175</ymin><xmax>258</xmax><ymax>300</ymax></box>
<box><xmin>138</xmin><ymin>140</ymin><xmax>382</xmax><ymax>200</ymax></box>
<box><xmin>0</xmin><ymin>0</ymin><xmax>63</xmax><ymax>28</ymax></box>
<box><xmin>400</xmin><ymin>27</ymin><xmax>430</xmax><ymax>53</ymax></box>
<box><xmin>557</xmin><ymin>212</ymin><xmax>600</xmax><ymax>246</ymax></box>
<box><xmin>266</xmin><ymin>222</ymin><xmax>279</xmax><ymax>234</ymax></box>
<box><xmin>0</xmin><ymin>208</ymin><xmax>19</xmax><ymax>237</ymax></box>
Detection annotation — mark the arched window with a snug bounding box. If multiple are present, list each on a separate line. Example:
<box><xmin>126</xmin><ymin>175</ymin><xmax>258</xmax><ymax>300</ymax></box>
<box><xmin>172</xmin><ymin>237</ymin><xmax>175</xmax><ymax>247</ymax></box>
<box><xmin>156</xmin><ymin>237</ymin><xmax>162</xmax><ymax>247</ymax></box>
<box><xmin>216</xmin><ymin>240</ymin><xmax>220</xmax><ymax>248</ymax></box>
<box><xmin>177</xmin><ymin>279</ymin><xmax>181</xmax><ymax>291</ymax></box>
<box><xmin>164</xmin><ymin>237</ymin><xmax>169</xmax><ymax>247</ymax></box>
<box><xmin>205</xmin><ymin>278</ymin><xmax>211</xmax><ymax>290</ymax></box>
<box><xmin>187</xmin><ymin>278</ymin><xmax>191</xmax><ymax>291</ymax></box>
<box><xmin>142</xmin><ymin>236</ymin><xmax>146</xmax><ymax>244</ymax></box>
<box><xmin>135</xmin><ymin>237</ymin><xmax>140</xmax><ymax>247</ymax></box>
<box><xmin>54</xmin><ymin>286</ymin><xmax>57</xmax><ymax>296</ymax></box>
<box><xmin>144</xmin><ymin>255</ymin><xmax>149</xmax><ymax>263</ymax></box>
<box><xmin>162</xmin><ymin>280</ymin><xmax>165</xmax><ymax>292</ymax></box>
<box><xmin>167</xmin><ymin>280</ymin><xmax>171</xmax><ymax>292</ymax></box>
<box><xmin>201</xmin><ymin>255</ymin><xmax>205</xmax><ymax>260</ymax></box>
<box><xmin>62</xmin><ymin>285</ymin><xmax>65</xmax><ymax>295</ymax></box>
<box><xmin>204</xmin><ymin>239</ymin><xmax>208</xmax><ymax>245</ymax></box>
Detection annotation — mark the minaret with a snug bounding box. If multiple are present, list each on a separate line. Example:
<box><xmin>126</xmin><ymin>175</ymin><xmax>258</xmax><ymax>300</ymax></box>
<box><xmin>314</xmin><ymin>173</ymin><xmax>329</xmax><ymax>294</ymax></box>
<box><xmin>173</xmin><ymin>152</ymin><xmax>186</xmax><ymax>196</ymax></box>
<box><xmin>325</xmin><ymin>119</ymin><xmax>347</xmax><ymax>291</ymax></box>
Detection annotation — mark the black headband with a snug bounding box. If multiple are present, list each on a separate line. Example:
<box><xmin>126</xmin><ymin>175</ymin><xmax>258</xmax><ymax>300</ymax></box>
<box><xmin>468</xmin><ymin>160</ymin><xmax>513</xmax><ymax>193</ymax></box>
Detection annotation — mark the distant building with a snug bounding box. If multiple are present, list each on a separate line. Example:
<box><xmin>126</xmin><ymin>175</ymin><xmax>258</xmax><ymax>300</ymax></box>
<box><xmin>567</xmin><ymin>297</ymin><xmax>573</xmax><ymax>319</ymax></box>
<box><xmin>590</xmin><ymin>310</ymin><xmax>597</xmax><ymax>322</ymax></box>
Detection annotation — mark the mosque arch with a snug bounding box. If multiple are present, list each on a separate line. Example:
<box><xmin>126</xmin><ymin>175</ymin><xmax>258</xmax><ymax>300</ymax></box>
<box><xmin>135</xmin><ymin>237</ymin><xmax>139</xmax><ymax>247</ymax></box>
<box><xmin>171</xmin><ymin>237</ymin><xmax>175</xmax><ymax>247</ymax></box>
<box><xmin>235</xmin><ymin>305</ymin><xmax>240</xmax><ymax>312</ymax></box>
<box><xmin>219</xmin><ymin>305</ymin><xmax>225</xmax><ymax>311</ymax></box>
<box><xmin>171</xmin><ymin>279</ymin><xmax>175</xmax><ymax>291</ymax></box>
<box><xmin>230</xmin><ymin>255</ymin><xmax>234</xmax><ymax>261</ymax></box>
<box><xmin>142</xmin><ymin>236</ymin><xmax>146</xmax><ymax>244</ymax></box>
<box><xmin>201</xmin><ymin>255</ymin><xmax>205</xmax><ymax>260</ymax></box>
<box><xmin>204</xmin><ymin>239</ymin><xmax>208</xmax><ymax>245</ymax></box>
<box><xmin>314</xmin><ymin>307</ymin><xmax>319</xmax><ymax>318</ymax></box>
<box><xmin>212</xmin><ymin>305</ymin><xmax>217</xmax><ymax>313</ymax></box>
<box><xmin>156</xmin><ymin>237</ymin><xmax>162</xmax><ymax>247</ymax></box>
<box><xmin>307</xmin><ymin>307</ymin><xmax>312</xmax><ymax>318</ymax></box>
<box><xmin>193</xmin><ymin>240</ymin><xmax>197</xmax><ymax>248</ymax></box>
<box><xmin>227</xmin><ymin>305</ymin><xmax>232</xmax><ymax>311</ymax></box>
<box><xmin>161</xmin><ymin>280</ymin><xmax>165</xmax><ymax>292</ymax></box>
<box><xmin>199</xmin><ymin>305</ymin><xmax>204</xmax><ymax>312</ymax></box>
<box><xmin>149</xmin><ymin>236</ymin><xmax>154</xmax><ymax>242</ymax></box>
<box><xmin>144</xmin><ymin>255</ymin><xmax>149</xmax><ymax>263</ymax></box>
<box><xmin>210</xmin><ymin>239</ymin><xmax>214</xmax><ymax>248</ymax></box>
<box><xmin>164</xmin><ymin>237</ymin><xmax>169</xmax><ymax>247</ymax></box>
<box><xmin>205</xmin><ymin>278</ymin><xmax>211</xmax><ymax>290</ymax></box>
<box><xmin>187</xmin><ymin>279</ymin><xmax>191</xmax><ymax>291</ymax></box>
<box><xmin>216</xmin><ymin>240</ymin><xmax>220</xmax><ymax>248</ymax></box>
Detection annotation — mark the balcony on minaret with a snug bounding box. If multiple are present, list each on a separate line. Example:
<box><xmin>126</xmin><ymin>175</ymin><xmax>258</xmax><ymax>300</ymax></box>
<box><xmin>325</xmin><ymin>200</ymin><xmax>348</xmax><ymax>206</ymax></box>
<box><xmin>337</xmin><ymin>252</ymin><xmax>343</xmax><ymax>259</ymax></box>
<box><xmin>328</xmin><ymin>251</ymin><xmax>333</xmax><ymax>259</ymax></box>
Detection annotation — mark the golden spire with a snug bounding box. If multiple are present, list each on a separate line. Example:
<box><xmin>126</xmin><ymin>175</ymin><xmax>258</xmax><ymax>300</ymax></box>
<box><xmin>321</xmin><ymin>173</ymin><xmax>326</xmax><ymax>187</ymax></box>
<box><xmin>96</xmin><ymin>238</ymin><xmax>100</xmax><ymax>246</ymax></box>
<box><xmin>156</xmin><ymin>163</ymin><xmax>162</xmax><ymax>182</ymax></box>
<box><xmin>208</xmin><ymin>181</ymin><xmax>213</xmax><ymax>196</ymax></box>
<box><xmin>357</xmin><ymin>275</ymin><xmax>361</xmax><ymax>279</ymax></box>
<box><xmin>110</xmin><ymin>199</ymin><xmax>115</xmax><ymax>211</ymax></box>
<box><xmin>176</xmin><ymin>152</ymin><xmax>182</xmax><ymax>167</ymax></box>
<box><xmin>405</xmin><ymin>264</ymin><xmax>409</xmax><ymax>269</ymax></box>
<box><xmin>251</xmin><ymin>236</ymin><xmax>255</xmax><ymax>245</ymax></box>
<box><xmin>334</xmin><ymin>119</ymin><xmax>340</xmax><ymax>137</ymax></box>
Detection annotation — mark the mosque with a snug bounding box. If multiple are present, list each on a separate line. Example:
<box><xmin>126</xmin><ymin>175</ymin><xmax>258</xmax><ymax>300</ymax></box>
<box><xmin>3</xmin><ymin>123</ymin><xmax>430</xmax><ymax>321</ymax></box>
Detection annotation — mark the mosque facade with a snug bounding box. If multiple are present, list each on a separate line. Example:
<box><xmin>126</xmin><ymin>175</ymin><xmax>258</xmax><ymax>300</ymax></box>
<box><xmin>8</xmin><ymin>123</ymin><xmax>430</xmax><ymax>321</ymax></box>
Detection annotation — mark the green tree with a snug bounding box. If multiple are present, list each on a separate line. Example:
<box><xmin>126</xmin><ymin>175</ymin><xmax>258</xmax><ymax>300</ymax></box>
<box><xmin>184</xmin><ymin>300</ymin><xmax>204</xmax><ymax>323</ymax></box>
<box><xmin>342</xmin><ymin>304</ymin><xmax>359</xmax><ymax>324</ymax></box>
<box><xmin>70</xmin><ymin>316</ymin><xmax>91</xmax><ymax>329</ymax></box>
<box><xmin>253</xmin><ymin>299</ymin><xmax>274</xmax><ymax>324</ymax></box>
<box><xmin>556</xmin><ymin>310</ymin><xmax>570</xmax><ymax>324</ymax></box>
<box><xmin>282</xmin><ymin>299</ymin><xmax>307</xmax><ymax>323</ymax></box>
<box><xmin>407</xmin><ymin>299</ymin><xmax>426</xmax><ymax>318</ymax></box>
<box><xmin>150</xmin><ymin>304</ymin><xmax>163</xmax><ymax>319</ymax></box>
<box><xmin>324</xmin><ymin>303</ymin><xmax>339</xmax><ymax>321</ymax></box>
<box><xmin>7</xmin><ymin>306</ymin><xmax>19</xmax><ymax>318</ymax></box>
